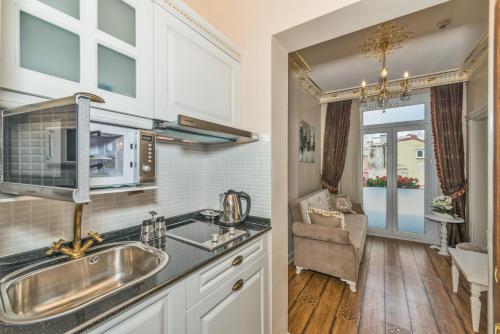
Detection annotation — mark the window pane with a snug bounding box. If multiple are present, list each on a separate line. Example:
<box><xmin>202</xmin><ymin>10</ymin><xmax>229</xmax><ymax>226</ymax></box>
<box><xmin>363</xmin><ymin>133</ymin><xmax>387</xmax><ymax>229</ymax></box>
<box><xmin>20</xmin><ymin>12</ymin><xmax>80</xmax><ymax>82</ymax></box>
<box><xmin>397</xmin><ymin>130</ymin><xmax>425</xmax><ymax>233</ymax></box>
<box><xmin>98</xmin><ymin>45</ymin><xmax>136</xmax><ymax>97</ymax></box>
<box><xmin>39</xmin><ymin>0</ymin><xmax>80</xmax><ymax>19</ymax></box>
<box><xmin>98</xmin><ymin>0</ymin><xmax>136</xmax><ymax>46</ymax></box>
<box><xmin>363</xmin><ymin>104</ymin><xmax>425</xmax><ymax>126</ymax></box>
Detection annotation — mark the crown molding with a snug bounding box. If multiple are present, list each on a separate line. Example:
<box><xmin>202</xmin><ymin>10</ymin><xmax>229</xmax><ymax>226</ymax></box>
<box><xmin>291</xmin><ymin>33</ymin><xmax>488</xmax><ymax>104</ymax></box>
<box><xmin>321</xmin><ymin>69</ymin><xmax>466</xmax><ymax>103</ymax></box>
<box><xmin>157</xmin><ymin>0</ymin><xmax>241</xmax><ymax>61</ymax></box>
<box><xmin>460</xmin><ymin>32</ymin><xmax>488</xmax><ymax>80</ymax></box>
<box><xmin>289</xmin><ymin>53</ymin><xmax>323</xmax><ymax>100</ymax></box>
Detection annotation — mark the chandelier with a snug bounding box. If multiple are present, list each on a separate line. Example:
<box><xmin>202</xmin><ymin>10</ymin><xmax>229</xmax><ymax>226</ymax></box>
<box><xmin>357</xmin><ymin>22</ymin><xmax>415</xmax><ymax>109</ymax></box>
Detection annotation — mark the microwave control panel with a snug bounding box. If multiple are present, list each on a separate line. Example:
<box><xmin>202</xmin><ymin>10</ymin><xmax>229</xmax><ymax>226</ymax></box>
<box><xmin>139</xmin><ymin>130</ymin><xmax>156</xmax><ymax>183</ymax></box>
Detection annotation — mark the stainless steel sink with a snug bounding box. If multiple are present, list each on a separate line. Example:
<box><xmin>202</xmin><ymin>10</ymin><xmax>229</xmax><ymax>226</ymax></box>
<box><xmin>0</xmin><ymin>241</ymin><xmax>169</xmax><ymax>324</ymax></box>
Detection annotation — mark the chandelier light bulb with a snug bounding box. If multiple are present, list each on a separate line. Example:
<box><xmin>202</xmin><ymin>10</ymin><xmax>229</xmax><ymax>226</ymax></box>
<box><xmin>361</xmin><ymin>80</ymin><xmax>366</xmax><ymax>87</ymax></box>
<box><xmin>404</xmin><ymin>71</ymin><xmax>409</xmax><ymax>79</ymax></box>
<box><xmin>381</xmin><ymin>67</ymin><xmax>388</xmax><ymax>78</ymax></box>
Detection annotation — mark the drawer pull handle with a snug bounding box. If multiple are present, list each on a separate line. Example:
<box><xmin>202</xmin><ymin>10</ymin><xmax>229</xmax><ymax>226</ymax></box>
<box><xmin>232</xmin><ymin>255</ymin><xmax>244</xmax><ymax>266</ymax></box>
<box><xmin>232</xmin><ymin>279</ymin><xmax>244</xmax><ymax>291</ymax></box>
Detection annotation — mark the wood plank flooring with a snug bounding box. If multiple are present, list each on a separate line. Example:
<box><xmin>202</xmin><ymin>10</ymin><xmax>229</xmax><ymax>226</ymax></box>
<box><xmin>288</xmin><ymin>236</ymin><xmax>488</xmax><ymax>334</ymax></box>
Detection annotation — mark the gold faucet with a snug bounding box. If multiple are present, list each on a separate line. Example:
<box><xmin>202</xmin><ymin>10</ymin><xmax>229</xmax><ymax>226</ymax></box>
<box><xmin>47</xmin><ymin>203</ymin><xmax>104</xmax><ymax>259</ymax></box>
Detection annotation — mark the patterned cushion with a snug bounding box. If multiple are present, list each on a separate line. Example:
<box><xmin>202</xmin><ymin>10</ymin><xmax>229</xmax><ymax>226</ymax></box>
<box><xmin>298</xmin><ymin>189</ymin><xmax>331</xmax><ymax>224</ymax></box>
<box><xmin>331</xmin><ymin>194</ymin><xmax>355</xmax><ymax>213</ymax></box>
<box><xmin>307</xmin><ymin>208</ymin><xmax>345</xmax><ymax>228</ymax></box>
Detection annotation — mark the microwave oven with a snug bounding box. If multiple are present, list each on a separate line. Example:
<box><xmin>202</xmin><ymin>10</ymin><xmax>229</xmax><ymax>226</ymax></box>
<box><xmin>89</xmin><ymin>123</ymin><xmax>156</xmax><ymax>188</ymax></box>
<box><xmin>0</xmin><ymin>94</ymin><xmax>156</xmax><ymax>202</ymax></box>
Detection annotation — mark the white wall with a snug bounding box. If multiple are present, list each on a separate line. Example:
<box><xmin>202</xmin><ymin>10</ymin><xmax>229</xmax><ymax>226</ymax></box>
<box><xmin>0</xmin><ymin>140</ymin><xmax>271</xmax><ymax>257</ymax></box>
<box><xmin>288</xmin><ymin>73</ymin><xmax>322</xmax><ymax>201</ymax></box>
<box><xmin>466</xmin><ymin>63</ymin><xmax>488</xmax><ymax>247</ymax></box>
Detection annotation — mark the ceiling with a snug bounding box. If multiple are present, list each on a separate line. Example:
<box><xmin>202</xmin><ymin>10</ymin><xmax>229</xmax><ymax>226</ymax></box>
<box><xmin>296</xmin><ymin>0</ymin><xmax>488</xmax><ymax>93</ymax></box>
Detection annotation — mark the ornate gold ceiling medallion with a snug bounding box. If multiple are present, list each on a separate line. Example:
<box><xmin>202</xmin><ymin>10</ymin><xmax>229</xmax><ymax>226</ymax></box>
<box><xmin>357</xmin><ymin>22</ymin><xmax>415</xmax><ymax>108</ymax></box>
<box><xmin>357</xmin><ymin>22</ymin><xmax>415</xmax><ymax>61</ymax></box>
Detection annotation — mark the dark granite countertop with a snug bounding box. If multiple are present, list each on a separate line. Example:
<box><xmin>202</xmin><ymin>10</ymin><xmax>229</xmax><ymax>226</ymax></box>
<box><xmin>0</xmin><ymin>211</ymin><xmax>271</xmax><ymax>334</ymax></box>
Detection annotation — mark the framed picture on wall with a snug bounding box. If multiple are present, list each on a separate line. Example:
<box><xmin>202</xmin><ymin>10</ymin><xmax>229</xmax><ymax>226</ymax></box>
<box><xmin>299</xmin><ymin>120</ymin><xmax>315</xmax><ymax>163</ymax></box>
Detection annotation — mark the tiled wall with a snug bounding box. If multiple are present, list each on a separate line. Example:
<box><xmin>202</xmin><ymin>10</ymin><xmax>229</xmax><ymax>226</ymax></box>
<box><xmin>0</xmin><ymin>137</ymin><xmax>271</xmax><ymax>256</ymax></box>
<box><xmin>207</xmin><ymin>134</ymin><xmax>271</xmax><ymax>217</ymax></box>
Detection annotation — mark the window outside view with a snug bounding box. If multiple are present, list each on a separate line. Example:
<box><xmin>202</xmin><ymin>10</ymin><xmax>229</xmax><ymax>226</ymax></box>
<box><xmin>362</xmin><ymin>104</ymin><xmax>426</xmax><ymax>234</ymax></box>
<box><xmin>397</xmin><ymin>130</ymin><xmax>425</xmax><ymax>233</ymax></box>
<box><xmin>362</xmin><ymin>133</ymin><xmax>387</xmax><ymax>229</ymax></box>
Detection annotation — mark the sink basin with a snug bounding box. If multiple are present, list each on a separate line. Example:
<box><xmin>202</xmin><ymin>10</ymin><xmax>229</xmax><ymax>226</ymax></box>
<box><xmin>0</xmin><ymin>241</ymin><xmax>169</xmax><ymax>324</ymax></box>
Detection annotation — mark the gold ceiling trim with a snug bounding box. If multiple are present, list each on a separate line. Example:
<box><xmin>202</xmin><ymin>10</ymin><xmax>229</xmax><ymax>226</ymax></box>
<box><xmin>357</xmin><ymin>22</ymin><xmax>415</xmax><ymax>62</ymax></box>
<box><xmin>289</xmin><ymin>52</ymin><xmax>323</xmax><ymax>100</ymax></box>
<box><xmin>289</xmin><ymin>52</ymin><xmax>313</xmax><ymax>74</ymax></box>
<box><xmin>321</xmin><ymin>69</ymin><xmax>465</xmax><ymax>104</ymax></box>
<box><xmin>460</xmin><ymin>32</ymin><xmax>488</xmax><ymax>79</ymax></box>
<box><xmin>289</xmin><ymin>33</ymin><xmax>488</xmax><ymax>104</ymax></box>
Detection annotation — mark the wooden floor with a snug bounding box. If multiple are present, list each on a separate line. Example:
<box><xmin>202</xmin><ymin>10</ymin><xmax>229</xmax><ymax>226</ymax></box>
<box><xmin>288</xmin><ymin>236</ymin><xmax>488</xmax><ymax>334</ymax></box>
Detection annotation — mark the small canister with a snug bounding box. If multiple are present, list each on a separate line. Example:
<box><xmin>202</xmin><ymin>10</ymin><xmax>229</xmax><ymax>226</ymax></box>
<box><xmin>140</xmin><ymin>219</ymin><xmax>154</xmax><ymax>243</ymax></box>
<box><xmin>155</xmin><ymin>216</ymin><xmax>167</xmax><ymax>238</ymax></box>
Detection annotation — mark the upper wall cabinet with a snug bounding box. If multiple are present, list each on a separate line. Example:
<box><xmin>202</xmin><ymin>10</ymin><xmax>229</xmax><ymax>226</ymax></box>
<box><xmin>1</xmin><ymin>0</ymin><xmax>154</xmax><ymax>118</ymax></box>
<box><xmin>153</xmin><ymin>3</ymin><xmax>241</xmax><ymax>126</ymax></box>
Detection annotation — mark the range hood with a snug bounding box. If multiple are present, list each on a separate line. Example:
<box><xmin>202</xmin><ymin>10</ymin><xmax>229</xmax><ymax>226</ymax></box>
<box><xmin>154</xmin><ymin>115</ymin><xmax>258</xmax><ymax>144</ymax></box>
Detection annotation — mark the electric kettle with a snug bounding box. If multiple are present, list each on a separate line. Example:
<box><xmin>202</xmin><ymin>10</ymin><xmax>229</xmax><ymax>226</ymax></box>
<box><xmin>219</xmin><ymin>190</ymin><xmax>251</xmax><ymax>225</ymax></box>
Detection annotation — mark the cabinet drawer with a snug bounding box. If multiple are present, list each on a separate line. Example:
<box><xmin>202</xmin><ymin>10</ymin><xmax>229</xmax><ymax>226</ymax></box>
<box><xmin>186</xmin><ymin>254</ymin><xmax>268</xmax><ymax>334</ymax></box>
<box><xmin>186</xmin><ymin>234</ymin><xmax>267</xmax><ymax>309</ymax></box>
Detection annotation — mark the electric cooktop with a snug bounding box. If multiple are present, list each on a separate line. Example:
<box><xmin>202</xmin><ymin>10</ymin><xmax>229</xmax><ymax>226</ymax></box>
<box><xmin>164</xmin><ymin>219</ymin><xmax>248</xmax><ymax>251</ymax></box>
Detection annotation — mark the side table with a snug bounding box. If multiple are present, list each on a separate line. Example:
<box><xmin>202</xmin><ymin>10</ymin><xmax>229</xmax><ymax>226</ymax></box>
<box><xmin>425</xmin><ymin>213</ymin><xmax>465</xmax><ymax>256</ymax></box>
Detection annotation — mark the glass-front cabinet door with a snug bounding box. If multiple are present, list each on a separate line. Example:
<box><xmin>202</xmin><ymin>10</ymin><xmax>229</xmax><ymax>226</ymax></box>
<box><xmin>91</xmin><ymin>0</ymin><xmax>154</xmax><ymax>117</ymax></box>
<box><xmin>0</xmin><ymin>0</ymin><xmax>153</xmax><ymax>117</ymax></box>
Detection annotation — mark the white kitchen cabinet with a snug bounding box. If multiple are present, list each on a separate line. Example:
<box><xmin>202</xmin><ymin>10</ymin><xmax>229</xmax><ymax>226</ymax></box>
<box><xmin>89</xmin><ymin>234</ymin><xmax>269</xmax><ymax>334</ymax></box>
<box><xmin>90</xmin><ymin>281</ymin><xmax>186</xmax><ymax>334</ymax></box>
<box><xmin>0</xmin><ymin>0</ymin><xmax>154</xmax><ymax>118</ymax></box>
<box><xmin>186</xmin><ymin>255</ymin><xmax>268</xmax><ymax>334</ymax></box>
<box><xmin>153</xmin><ymin>3</ymin><xmax>241</xmax><ymax>126</ymax></box>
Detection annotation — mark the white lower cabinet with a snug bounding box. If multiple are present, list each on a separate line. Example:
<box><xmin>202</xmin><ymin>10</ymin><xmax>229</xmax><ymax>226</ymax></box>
<box><xmin>186</xmin><ymin>255</ymin><xmax>268</xmax><ymax>334</ymax></box>
<box><xmin>90</xmin><ymin>234</ymin><xmax>269</xmax><ymax>334</ymax></box>
<box><xmin>91</xmin><ymin>281</ymin><xmax>186</xmax><ymax>334</ymax></box>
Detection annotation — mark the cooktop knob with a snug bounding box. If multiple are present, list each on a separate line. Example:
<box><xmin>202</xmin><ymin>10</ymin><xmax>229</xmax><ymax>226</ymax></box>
<box><xmin>142</xmin><ymin>164</ymin><xmax>152</xmax><ymax>173</ymax></box>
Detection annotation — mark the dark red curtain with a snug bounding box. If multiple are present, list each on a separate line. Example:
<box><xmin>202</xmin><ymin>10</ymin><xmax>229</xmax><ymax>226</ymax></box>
<box><xmin>431</xmin><ymin>83</ymin><xmax>468</xmax><ymax>246</ymax></box>
<box><xmin>321</xmin><ymin>100</ymin><xmax>352</xmax><ymax>193</ymax></box>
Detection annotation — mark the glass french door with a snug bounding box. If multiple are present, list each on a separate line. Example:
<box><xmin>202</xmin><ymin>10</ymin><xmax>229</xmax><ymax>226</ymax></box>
<box><xmin>361</xmin><ymin>97</ymin><xmax>439</xmax><ymax>243</ymax></box>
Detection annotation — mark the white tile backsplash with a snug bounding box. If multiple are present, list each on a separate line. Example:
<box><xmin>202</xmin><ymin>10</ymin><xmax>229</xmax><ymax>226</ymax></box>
<box><xmin>207</xmin><ymin>135</ymin><xmax>271</xmax><ymax>217</ymax></box>
<box><xmin>0</xmin><ymin>137</ymin><xmax>270</xmax><ymax>256</ymax></box>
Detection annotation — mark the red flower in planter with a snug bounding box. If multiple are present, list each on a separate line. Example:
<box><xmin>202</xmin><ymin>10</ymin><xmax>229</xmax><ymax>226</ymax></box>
<box><xmin>365</xmin><ymin>175</ymin><xmax>420</xmax><ymax>188</ymax></box>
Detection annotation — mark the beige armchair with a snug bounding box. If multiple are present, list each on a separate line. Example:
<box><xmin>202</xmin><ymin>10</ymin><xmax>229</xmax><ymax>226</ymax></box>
<box><xmin>290</xmin><ymin>189</ymin><xmax>368</xmax><ymax>292</ymax></box>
